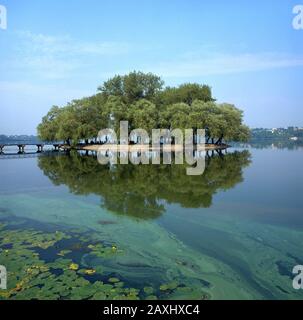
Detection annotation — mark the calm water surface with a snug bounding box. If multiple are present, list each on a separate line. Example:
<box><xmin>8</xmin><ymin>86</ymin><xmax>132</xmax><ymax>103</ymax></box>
<box><xmin>0</xmin><ymin>146</ymin><xmax>302</xmax><ymax>300</ymax></box>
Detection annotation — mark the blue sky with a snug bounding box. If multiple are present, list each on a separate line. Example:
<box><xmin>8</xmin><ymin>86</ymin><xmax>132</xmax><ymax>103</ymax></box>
<box><xmin>0</xmin><ymin>0</ymin><xmax>302</xmax><ymax>134</ymax></box>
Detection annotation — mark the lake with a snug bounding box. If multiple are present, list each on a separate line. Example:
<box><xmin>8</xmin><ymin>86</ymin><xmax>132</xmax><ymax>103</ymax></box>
<box><xmin>0</xmin><ymin>145</ymin><xmax>303</xmax><ymax>300</ymax></box>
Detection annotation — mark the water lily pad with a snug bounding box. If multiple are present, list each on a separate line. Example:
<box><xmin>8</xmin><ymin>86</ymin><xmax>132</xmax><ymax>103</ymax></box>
<box><xmin>92</xmin><ymin>292</ymin><xmax>107</xmax><ymax>300</ymax></box>
<box><xmin>144</xmin><ymin>286</ymin><xmax>154</xmax><ymax>295</ymax></box>
<box><xmin>57</xmin><ymin>250</ymin><xmax>72</xmax><ymax>256</ymax></box>
<box><xmin>160</xmin><ymin>280</ymin><xmax>179</xmax><ymax>291</ymax></box>
<box><xmin>114</xmin><ymin>282</ymin><xmax>124</xmax><ymax>288</ymax></box>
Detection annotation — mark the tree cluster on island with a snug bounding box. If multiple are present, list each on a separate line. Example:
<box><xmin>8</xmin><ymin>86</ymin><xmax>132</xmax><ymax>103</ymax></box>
<box><xmin>37</xmin><ymin>71</ymin><xmax>250</xmax><ymax>146</ymax></box>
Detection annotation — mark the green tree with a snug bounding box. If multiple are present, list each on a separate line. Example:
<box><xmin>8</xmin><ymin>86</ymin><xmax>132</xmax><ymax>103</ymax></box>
<box><xmin>161</xmin><ymin>103</ymin><xmax>192</xmax><ymax>130</ymax></box>
<box><xmin>98</xmin><ymin>71</ymin><xmax>164</xmax><ymax>104</ymax></box>
<box><xmin>103</xmin><ymin>96</ymin><xmax>128</xmax><ymax>135</ymax></box>
<box><xmin>55</xmin><ymin>104</ymin><xmax>78</xmax><ymax>145</ymax></box>
<box><xmin>37</xmin><ymin>106</ymin><xmax>62</xmax><ymax>141</ymax></box>
<box><xmin>128</xmin><ymin>99</ymin><xmax>158</xmax><ymax>134</ymax></box>
<box><xmin>159</xmin><ymin>83</ymin><xmax>214</xmax><ymax>106</ymax></box>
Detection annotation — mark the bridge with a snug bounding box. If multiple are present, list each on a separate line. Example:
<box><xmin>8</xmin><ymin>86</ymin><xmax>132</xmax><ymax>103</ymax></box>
<box><xmin>0</xmin><ymin>143</ymin><xmax>63</xmax><ymax>153</ymax></box>
<box><xmin>0</xmin><ymin>150</ymin><xmax>66</xmax><ymax>160</ymax></box>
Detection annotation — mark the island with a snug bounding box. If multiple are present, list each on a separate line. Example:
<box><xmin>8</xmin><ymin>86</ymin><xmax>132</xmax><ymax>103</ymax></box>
<box><xmin>37</xmin><ymin>71</ymin><xmax>250</xmax><ymax>151</ymax></box>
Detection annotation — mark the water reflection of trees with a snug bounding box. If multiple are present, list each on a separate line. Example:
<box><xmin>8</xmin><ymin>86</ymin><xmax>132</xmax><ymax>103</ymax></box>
<box><xmin>38</xmin><ymin>150</ymin><xmax>251</xmax><ymax>220</ymax></box>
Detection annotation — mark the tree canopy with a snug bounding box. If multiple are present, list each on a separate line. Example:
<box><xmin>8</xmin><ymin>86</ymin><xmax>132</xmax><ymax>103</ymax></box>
<box><xmin>98</xmin><ymin>71</ymin><xmax>164</xmax><ymax>104</ymax></box>
<box><xmin>37</xmin><ymin>71</ymin><xmax>250</xmax><ymax>145</ymax></box>
<box><xmin>158</xmin><ymin>83</ymin><xmax>215</xmax><ymax>106</ymax></box>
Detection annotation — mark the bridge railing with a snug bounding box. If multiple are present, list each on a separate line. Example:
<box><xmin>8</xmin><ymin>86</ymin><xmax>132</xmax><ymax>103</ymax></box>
<box><xmin>0</xmin><ymin>142</ymin><xmax>65</xmax><ymax>153</ymax></box>
<box><xmin>0</xmin><ymin>141</ymin><xmax>63</xmax><ymax>145</ymax></box>
<box><xmin>0</xmin><ymin>151</ymin><xmax>66</xmax><ymax>160</ymax></box>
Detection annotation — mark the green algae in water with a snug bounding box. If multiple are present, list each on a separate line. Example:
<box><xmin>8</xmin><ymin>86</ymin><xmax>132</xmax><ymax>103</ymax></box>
<box><xmin>1</xmin><ymin>149</ymin><xmax>303</xmax><ymax>300</ymax></box>
<box><xmin>0</xmin><ymin>221</ymin><xmax>137</xmax><ymax>300</ymax></box>
<box><xmin>0</xmin><ymin>219</ymin><xmax>209</xmax><ymax>300</ymax></box>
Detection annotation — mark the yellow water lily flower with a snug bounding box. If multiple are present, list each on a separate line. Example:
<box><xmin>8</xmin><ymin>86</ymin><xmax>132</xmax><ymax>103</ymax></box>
<box><xmin>15</xmin><ymin>281</ymin><xmax>24</xmax><ymax>292</ymax></box>
<box><xmin>69</xmin><ymin>263</ymin><xmax>79</xmax><ymax>271</ymax></box>
<box><xmin>84</xmin><ymin>269</ymin><xmax>96</xmax><ymax>275</ymax></box>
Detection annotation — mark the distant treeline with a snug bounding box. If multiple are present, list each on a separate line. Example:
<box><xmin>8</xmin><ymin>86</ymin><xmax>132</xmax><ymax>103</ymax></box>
<box><xmin>251</xmin><ymin>127</ymin><xmax>303</xmax><ymax>140</ymax></box>
<box><xmin>0</xmin><ymin>135</ymin><xmax>41</xmax><ymax>143</ymax></box>
<box><xmin>37</xmin><ymin>71</ymin><xmax>250</xmax><ymax>146</ymax></box>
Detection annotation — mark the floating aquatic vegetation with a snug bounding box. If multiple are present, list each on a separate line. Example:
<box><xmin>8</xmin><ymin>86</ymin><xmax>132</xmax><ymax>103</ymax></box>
<box><xmin>97</xmin><ymin>220</ymin><xmax>117</xmax><ymax>225</ymax></box>
<box><xmin>84</xmin><ymin>269</ymin><xmax>96</xmax><ymax>275</ymax></box>
<box><xmin>143</xmin><ymin>286</ymin><xmax>154</xmax><ymax>295</ymax></box>
<box><xmin>0</xmin><ymin>223</ymin><xmax>137</xmax><ymax>300</ymax></box>
<box><xmin>114</xmin><ymin>281</ymin><xmax>124</xmax><ymax>288</ymax></box>
<box><xmin>159</xmin><ymin>280</ymin><xmax>179</xmax><ymax>291</ymax></box>
<box><xmin>57</xmin><ymin>250</ymin><xmax>72</xmax><ymax>257</ymax></box>
<box><xmin>87</xmin><ymin>243</ymin><xmax>121</xmax><ymax>258</ymax></box>
<box><xmin>0</xmin><ymin>218</ymin><xmax>212</xmax><ymax>300</ymax></box>
<box><xmin>69</xmin><ymin>263</ymin><xmax>79</xmax><ymax>271</ymax></box>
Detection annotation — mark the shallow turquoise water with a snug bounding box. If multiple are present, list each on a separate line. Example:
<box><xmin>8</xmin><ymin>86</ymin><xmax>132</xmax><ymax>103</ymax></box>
<box><xmin>0</xmin><ymin>146</ymin><xmax>303</xmax><ymax>300</ymax></box>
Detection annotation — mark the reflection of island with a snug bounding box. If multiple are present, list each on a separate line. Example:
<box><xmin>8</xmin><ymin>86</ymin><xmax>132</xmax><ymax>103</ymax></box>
<box><xmin>38</xmin><ymin>150</ymin><xmax>251</xmax><ymax>220</ymax></box>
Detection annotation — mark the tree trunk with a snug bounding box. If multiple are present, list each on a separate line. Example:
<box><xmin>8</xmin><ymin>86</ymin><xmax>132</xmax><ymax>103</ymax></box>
<box><xmin>215</xmin><ymin>134</ymin><xmax>224</xmax><ymax>145</ymax></box>
<box><xmin>216</xmin><ymin>149</ymin><xmax>224</xmax><ymax>158</ymax></box>
<box><xmin>193</xmin><ymin>128</ymin><xmax>197</xmax><ymax>145</ymax></box>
